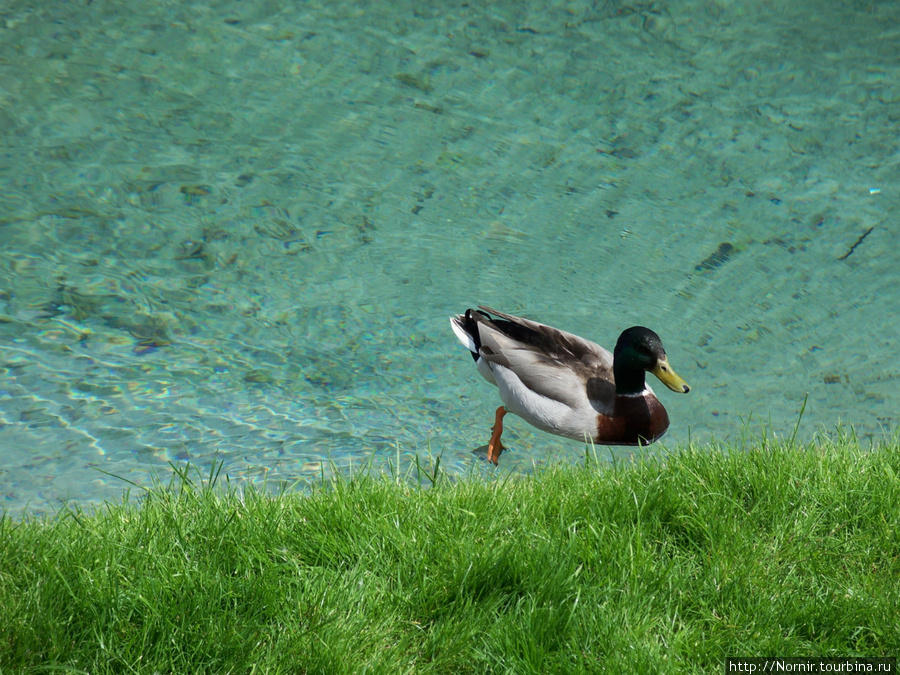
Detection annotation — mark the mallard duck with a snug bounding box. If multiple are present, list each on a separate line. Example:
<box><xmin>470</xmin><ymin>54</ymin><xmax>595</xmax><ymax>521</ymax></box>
<box><xmin>450</xmin><ymin>306</ymin><xmax>690</xmax><ymax>465</ymax></box>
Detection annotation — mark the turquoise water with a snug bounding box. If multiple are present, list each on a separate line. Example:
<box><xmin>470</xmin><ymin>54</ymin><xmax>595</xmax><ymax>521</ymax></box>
<box><xmin>1</xmin><ymin>0</ymin><xmax>898</xmax><ymax>518</ymax></box>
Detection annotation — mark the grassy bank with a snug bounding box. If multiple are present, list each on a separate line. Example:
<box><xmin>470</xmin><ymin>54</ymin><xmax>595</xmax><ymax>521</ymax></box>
<box><xmin>2</xmin><ymin>432</ymin><xmax>898</xmax><ymax>674</ymax></box>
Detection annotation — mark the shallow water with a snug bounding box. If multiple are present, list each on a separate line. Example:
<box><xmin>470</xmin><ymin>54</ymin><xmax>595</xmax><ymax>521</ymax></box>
<box><xmin>1</xmin><ymin>0</ymin><xmax>898</xmax><ymax>517</ymax></box>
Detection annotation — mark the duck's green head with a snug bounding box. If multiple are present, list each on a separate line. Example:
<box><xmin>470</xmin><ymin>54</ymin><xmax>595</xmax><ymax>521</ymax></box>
<box><xmin>614</xmin><ymin>326</ymin><xmax>691</xmax><ymax>395</ymax></box>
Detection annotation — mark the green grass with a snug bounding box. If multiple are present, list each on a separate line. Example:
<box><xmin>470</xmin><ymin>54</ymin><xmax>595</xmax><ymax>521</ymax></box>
<box><xmin>2</xmin><ymin>431</ymin><xmax>899</xmax><ymax>674</ymax></box>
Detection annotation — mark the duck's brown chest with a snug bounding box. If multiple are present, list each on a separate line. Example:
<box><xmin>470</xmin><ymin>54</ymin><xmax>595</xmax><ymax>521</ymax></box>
<box><xmin>595</xmin><ymin>394</ymin><xmax>670</xmax><ymax>446</ymax></box>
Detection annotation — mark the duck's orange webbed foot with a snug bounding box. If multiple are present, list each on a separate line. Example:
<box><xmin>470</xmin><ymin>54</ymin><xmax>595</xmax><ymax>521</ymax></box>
<box><xmin>487</xmin><ymin>406</ymin><xmax>507</xmax><ymax>465</ymax></box>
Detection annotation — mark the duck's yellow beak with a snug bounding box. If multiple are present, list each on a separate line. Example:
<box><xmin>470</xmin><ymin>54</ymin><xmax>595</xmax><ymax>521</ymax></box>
<box><xmin>651</xmin><ymin>357</ymin><xmax>690</xmax><ymax>393</ymax></box>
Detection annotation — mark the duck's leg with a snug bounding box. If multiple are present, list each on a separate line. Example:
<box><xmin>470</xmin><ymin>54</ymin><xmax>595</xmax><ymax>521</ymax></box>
<box><xmin>487</xmin><ymin>406</ymin><xmax>507</xmax><ymax>465</ymax></box>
